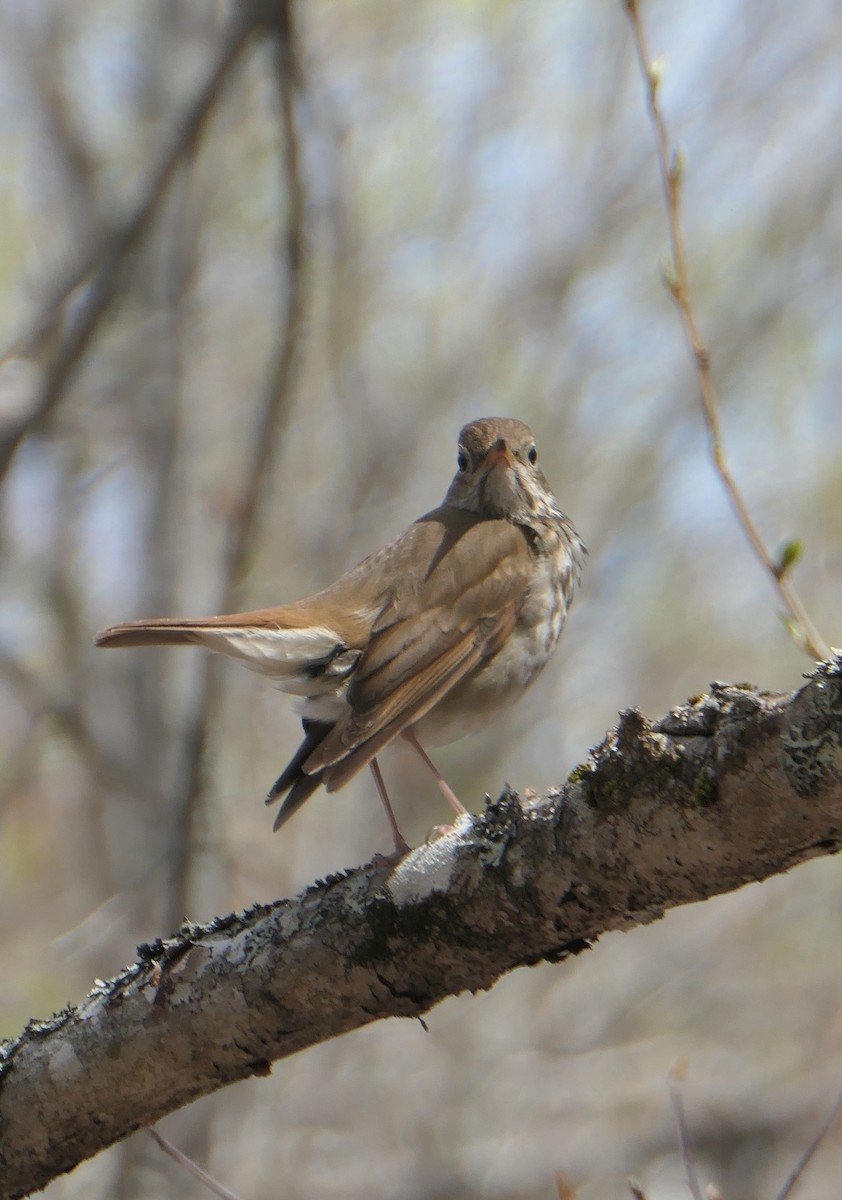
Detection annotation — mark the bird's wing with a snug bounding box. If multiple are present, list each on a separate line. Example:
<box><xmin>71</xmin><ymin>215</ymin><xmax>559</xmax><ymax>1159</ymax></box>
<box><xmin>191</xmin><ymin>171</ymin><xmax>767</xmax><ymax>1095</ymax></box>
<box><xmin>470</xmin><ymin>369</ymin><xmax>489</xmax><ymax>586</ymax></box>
<box><xmin>304</xmin><ymin>512</ymin><xmax>533</xmax><ymax>789</ymax></box>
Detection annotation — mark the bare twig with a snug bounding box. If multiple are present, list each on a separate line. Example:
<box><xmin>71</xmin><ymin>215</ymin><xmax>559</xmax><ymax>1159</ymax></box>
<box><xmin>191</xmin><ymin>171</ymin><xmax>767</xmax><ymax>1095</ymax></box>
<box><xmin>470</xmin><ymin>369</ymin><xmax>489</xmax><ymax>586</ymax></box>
<box><xmin>775</xmin><ymin>1085</ymin><xmax>842</xmax><ymax>1200</ymax></box>
<box><xmin>0</xmin><ymin>20</ymin><xmax>253</xmax><ymax>482</ymax></box>
<box><xmin>667</xmin><ymin>1061</ymin><xmax>705</xmax><ymax>1200</ymax></box>
<box><xmin>148</xmin><ymin>1129</ymin><xmax>241</xmax><ymax>1200</ymax></box>
<box><xmin>144</xmin><ymin>144</ymin><xmax>207</xmax><ymax>935</ymax></box>
<box><xmin>623</xmin><ymin>0</ymin><xmax>830</xmax><ymax>662</ymax></box>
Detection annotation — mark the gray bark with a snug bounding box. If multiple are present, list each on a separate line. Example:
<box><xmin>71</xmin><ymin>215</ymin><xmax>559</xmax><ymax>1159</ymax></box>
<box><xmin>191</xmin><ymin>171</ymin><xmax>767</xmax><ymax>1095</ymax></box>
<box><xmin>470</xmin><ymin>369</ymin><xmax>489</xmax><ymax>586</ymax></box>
<box><xmin>2</xmin><ymin>660</ymin><xmax>841</xmax><ymax>1198</ymax></box>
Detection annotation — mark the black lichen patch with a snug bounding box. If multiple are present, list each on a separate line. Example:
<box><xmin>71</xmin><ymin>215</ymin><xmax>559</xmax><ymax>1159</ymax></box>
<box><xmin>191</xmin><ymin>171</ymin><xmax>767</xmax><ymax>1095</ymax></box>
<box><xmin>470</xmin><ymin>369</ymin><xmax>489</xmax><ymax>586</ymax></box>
<box><xmin>567</xmin><ymin>762</ymin><xmax>593</xmax><ymax>786</ymax></box>
<box><xmin>587</xmin><ymin>708</ymin><xmax>701</xmax><ymax>815</ymax></box>
<box><xmin>691</xmin><ymin>770</ymin><xmax>719</xmax><ymax>808</ymax></box>
<box><xmin>782</xmin><ymin>723</ymin><xmax>842</xmax><ymax>799</ymax></box>
<box><xmin>782</xmin><ymin>661</ymin><xmax>842</xmax><ymax>799</ymax></box>
<box><xmin>475</xmin><ymin>786</ymin><xmax>525</xmax><ymax>841</ymax></box>
<box><xmin>350</xmin><ymin>892</ymin><xmax>456</xmax><ymax>967</ymax></box>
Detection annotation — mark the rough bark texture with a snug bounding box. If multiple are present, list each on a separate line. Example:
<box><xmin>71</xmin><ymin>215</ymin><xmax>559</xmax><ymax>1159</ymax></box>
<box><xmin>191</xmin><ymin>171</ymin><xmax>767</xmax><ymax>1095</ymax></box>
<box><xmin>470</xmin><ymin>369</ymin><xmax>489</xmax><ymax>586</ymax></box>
<box><xmin>2</xmin><ymin>661</ymin><xmax>842</xmax><ymax>1198</ymax></box>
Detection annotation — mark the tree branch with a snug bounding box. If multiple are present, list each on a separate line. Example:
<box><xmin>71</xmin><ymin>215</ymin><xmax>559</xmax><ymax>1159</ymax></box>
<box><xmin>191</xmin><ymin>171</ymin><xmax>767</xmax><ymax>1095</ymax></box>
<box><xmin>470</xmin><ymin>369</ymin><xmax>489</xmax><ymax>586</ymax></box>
<box><xmin>3</xmin><ymin>660</ymin><xmax>842</xmax><ymax>1197</ymax></box>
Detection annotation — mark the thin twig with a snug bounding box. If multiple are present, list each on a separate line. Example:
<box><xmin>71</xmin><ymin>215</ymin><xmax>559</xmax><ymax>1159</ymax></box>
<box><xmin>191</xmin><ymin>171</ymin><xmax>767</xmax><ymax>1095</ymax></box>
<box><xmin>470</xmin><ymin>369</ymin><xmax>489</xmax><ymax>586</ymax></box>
<box><xmin>0</xmin><ymin>20</ymin><xmax>253</xmax><ymax>482</ymax></box>
<box><xmin>164</xmin><ymin>2</ymin><xmax>307</xmax><ymax>923</ymax></box>
<box><xmin>143</xmin><ymin>138</ymin><xmax>204</xmax><ymax>935</ymax></box>
<box><xmin>667</xmin><ymin>1062</ymin><xmax>705</xmax><ymax>1200</ymax></box>
<box><xmin>775</xmin><ymin>1085</ymin><xmax>842</xmax><ymax>1200</ymax></box>
<box><xmin>623</xmin><ymin>0</ymin><xmax>830</xmax><ymax>662</ymax></box>
<box><xmin>148</xmin><ymin>1129</ymin><xmax>242</xmax><ymax>1200</ymax></box>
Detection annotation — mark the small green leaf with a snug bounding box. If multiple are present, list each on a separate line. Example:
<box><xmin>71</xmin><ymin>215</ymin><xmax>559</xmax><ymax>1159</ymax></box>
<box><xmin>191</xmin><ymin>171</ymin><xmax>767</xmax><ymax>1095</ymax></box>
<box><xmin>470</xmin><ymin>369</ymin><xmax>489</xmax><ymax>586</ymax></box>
<box><xmin>774</xmin><ymin>538</ymin><xmax>803</xmax><ymax>580</ymax></box>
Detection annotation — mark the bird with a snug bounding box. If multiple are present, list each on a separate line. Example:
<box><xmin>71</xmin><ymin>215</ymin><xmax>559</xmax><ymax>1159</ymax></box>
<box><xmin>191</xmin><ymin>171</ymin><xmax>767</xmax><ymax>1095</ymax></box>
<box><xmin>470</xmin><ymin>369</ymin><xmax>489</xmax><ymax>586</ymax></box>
<box><xmin>95</xmin><ymin>417</ymin><xmax>585</xmax><ymax>856</ymax></box>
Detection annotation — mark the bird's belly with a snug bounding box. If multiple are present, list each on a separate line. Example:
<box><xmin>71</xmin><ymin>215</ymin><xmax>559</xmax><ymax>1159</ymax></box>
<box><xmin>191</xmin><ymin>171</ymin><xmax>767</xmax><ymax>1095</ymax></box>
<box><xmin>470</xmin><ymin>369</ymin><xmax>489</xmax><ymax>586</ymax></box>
<box><xmin>415</xmin><ymin>581</ymin><xmax>568</xmax><ymax>747</ymax></box>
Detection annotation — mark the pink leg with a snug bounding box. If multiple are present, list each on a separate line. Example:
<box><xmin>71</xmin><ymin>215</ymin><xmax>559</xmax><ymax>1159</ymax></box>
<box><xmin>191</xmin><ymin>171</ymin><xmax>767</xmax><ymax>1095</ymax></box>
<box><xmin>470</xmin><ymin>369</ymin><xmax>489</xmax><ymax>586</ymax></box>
<box><xmin>369</xmin><ymin>758</ymin><xmax>411</xmax><ymax>858</ymax></box>
<box><xmin>402</xmin><ymin>728</ymin><xmax>467</xmax><ymax>817</ymax></box>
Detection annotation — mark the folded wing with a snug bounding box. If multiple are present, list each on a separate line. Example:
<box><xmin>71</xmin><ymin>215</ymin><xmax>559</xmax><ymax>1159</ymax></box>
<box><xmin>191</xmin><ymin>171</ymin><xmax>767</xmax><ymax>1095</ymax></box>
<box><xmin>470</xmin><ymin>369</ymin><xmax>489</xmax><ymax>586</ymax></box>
<box><xmin>304</xmin><ymin>512</ymin><xmax>533</xmax><ymax>790</ymax></box>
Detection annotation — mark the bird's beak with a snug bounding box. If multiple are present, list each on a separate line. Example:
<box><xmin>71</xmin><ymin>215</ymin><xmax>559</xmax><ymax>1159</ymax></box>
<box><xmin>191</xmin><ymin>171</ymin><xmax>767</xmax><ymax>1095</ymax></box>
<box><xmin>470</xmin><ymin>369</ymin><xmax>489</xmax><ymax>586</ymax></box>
<box><xmin>480</xmin><ymin>439</ymin><xmax>515</xmax><ymax>471</ymax></box>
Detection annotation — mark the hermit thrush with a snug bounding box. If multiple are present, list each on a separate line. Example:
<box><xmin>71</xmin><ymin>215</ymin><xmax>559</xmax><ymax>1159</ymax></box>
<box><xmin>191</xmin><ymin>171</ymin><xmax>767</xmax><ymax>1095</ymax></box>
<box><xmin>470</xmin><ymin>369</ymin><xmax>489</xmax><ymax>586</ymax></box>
<box><xmin>96</xmin><ymin>417</ymin><xmax>585</xmax><ymax>854</ymax></box>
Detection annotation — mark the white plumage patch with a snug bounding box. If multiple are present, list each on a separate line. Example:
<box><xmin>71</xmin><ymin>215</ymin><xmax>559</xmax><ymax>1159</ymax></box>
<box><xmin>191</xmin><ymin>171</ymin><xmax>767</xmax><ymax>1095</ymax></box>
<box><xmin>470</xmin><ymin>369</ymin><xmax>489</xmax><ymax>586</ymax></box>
<box><xmin>197</xmin><ymin>625</ymin><xmax>347</xmax><ymax>692</ymax></box>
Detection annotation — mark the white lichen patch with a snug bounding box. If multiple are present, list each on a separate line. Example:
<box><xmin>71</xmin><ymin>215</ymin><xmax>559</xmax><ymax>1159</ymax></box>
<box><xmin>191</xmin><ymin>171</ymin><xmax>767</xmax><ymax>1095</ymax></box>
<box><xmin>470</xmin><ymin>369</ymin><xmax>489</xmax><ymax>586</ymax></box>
<box><xmin>387</xmin><ymin>815</ymin><xmax>472</xmax><ymax>905</ymax></box>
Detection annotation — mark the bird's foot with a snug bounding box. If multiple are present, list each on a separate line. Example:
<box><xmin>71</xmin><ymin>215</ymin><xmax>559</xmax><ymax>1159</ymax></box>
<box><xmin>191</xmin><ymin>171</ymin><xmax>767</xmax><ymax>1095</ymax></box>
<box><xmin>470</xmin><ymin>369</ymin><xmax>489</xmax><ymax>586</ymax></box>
<box><xmin>426</xmin><ymin>822</ymin><xmax>455</xmax><ymax>842</ymax></box>
<box><xmin>371</xmin><ymin>836</ymin><xmax>412</xmax><ymax>867</ymax></box>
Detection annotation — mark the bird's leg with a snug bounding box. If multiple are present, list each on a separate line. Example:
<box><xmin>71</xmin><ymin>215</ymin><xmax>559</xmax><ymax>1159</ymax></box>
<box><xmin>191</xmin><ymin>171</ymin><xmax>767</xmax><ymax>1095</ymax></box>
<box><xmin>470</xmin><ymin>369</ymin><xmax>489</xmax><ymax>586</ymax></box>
<box><xmin>369</xmin><ymin>757</ymin><xmax>411</xmax><ymax>858</ymax></box>
<box><xmin>401</xmin><ymin>728</ymin><xmax>467</xmax><ymax>817</ymax></box>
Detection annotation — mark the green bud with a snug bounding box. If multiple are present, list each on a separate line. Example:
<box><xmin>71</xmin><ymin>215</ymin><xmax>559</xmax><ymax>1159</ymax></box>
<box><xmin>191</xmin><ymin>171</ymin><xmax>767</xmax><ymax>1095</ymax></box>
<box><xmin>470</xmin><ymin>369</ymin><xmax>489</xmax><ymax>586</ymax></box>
<box><xmin>774</xmin><ymin>538</ymin><xmax>802</xmax><ymax>580</ymax></box>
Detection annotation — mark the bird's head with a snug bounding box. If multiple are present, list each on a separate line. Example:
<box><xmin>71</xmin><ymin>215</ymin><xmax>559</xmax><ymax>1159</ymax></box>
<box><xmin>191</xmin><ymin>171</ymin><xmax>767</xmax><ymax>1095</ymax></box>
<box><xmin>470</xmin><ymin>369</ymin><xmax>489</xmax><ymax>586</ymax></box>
<box><xmin>444</xmin><ymin>417</ymin><xmax>559</xmax><ymax>523</ymax></box>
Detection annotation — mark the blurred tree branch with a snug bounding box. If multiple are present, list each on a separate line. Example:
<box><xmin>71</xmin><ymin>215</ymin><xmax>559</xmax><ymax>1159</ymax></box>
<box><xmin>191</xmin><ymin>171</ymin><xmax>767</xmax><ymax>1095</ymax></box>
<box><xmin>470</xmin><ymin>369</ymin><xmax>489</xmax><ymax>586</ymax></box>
<box><xmin>0</xmin><ymin>2</ymin><xmax>290</xmax><ymax>481</ymax></box>
<box><xmin>0</xmin><ymin>647</ymin><xmax>157</xmax><ymax>809</ymax></box>
<box><xmin>3</xmin><ymin>660</ymin><xmax>842</xmax><ymax>1198</ymax></box>
<box><xmin>0</xmin><ymin>0</ymin><xmax>308</xmax><ymax>935</ymax></box>
<box><xmin>623</xmin><ymin>0</ymin><xmax>832</xmax><ymax>663</ymax></box>
<box><xmin>163</xmin><ymin>1</ymin><xmax>306</xmax><ymax>930</ymax></box>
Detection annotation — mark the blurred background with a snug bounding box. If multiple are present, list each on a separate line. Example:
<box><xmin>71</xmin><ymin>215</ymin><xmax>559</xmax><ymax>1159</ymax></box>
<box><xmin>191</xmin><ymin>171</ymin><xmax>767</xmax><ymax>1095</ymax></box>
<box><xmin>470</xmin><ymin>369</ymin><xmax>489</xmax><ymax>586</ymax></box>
<box><xmin>0</xmin><ymin>0</ymin><xmax>840</xmax><ymax>1196</ymax></box>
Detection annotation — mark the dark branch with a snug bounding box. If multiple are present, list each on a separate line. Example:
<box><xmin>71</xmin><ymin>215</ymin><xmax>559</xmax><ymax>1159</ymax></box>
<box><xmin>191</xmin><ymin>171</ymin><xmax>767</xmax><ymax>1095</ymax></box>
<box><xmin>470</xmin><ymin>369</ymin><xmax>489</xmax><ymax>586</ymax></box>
<box><xmin>2</xmin><ymin>660</ymin><xmax>842</xmax><ymax>1197</ymax></box>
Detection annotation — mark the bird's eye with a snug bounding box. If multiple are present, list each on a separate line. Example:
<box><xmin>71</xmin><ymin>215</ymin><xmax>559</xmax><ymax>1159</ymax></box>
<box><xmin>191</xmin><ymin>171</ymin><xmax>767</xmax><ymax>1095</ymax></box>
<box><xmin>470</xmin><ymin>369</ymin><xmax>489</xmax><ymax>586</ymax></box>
<box><xmin>457</xmin><ymin>450</ymin><xmax>468</xmax><ymax>472</ymax></box>
<box><xmin>527</xmin><ymin>446</ymin><xmax>538</xmax><ymax>465</ymax></box>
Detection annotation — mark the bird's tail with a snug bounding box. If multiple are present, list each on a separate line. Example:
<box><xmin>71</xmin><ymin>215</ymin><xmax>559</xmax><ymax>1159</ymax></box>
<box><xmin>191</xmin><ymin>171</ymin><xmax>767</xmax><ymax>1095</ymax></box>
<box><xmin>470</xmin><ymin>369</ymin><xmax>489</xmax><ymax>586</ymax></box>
<box><xmin>265</xmin><ymin>719</ymin><xmax>332</xmax><ymax>832</ymax></box>
<box><xmin>95</xmin><ymin>612</ymin><xmax>361</xmax><ymax>695</ymax></box>
<box><xmin>95</xmin><ymin>618</ymin><xmax>211</xmax><ymax>649</ymax></box>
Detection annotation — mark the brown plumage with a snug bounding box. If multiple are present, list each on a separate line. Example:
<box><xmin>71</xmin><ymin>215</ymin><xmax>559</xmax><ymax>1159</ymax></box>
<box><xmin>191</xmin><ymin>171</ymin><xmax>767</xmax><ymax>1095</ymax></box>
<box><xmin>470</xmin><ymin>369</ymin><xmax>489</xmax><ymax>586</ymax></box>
<box><xmin>96</xmin><ymin>417</ymin><xmax>585</xmax><ymax>854</ymax></box>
